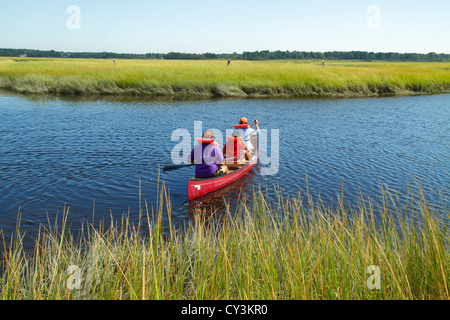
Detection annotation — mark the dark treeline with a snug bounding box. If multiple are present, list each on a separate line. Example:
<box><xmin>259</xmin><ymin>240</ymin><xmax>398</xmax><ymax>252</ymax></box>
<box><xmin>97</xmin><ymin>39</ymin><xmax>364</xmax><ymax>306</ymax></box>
<box><xmin>242</xmin><ymin>50</ymin><xmax>450</xmax><ymax>62</ymax></box>
<box><xmin>1</xmin><ymin>48</ymin><xmax>449</xmax><ymax>62</ymax></box>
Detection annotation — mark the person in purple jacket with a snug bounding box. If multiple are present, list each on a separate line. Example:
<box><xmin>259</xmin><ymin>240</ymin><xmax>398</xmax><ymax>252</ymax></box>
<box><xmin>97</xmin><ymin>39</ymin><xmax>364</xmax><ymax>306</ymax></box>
<box><xmin>187</xmin><ymin>129</ymin><xmax>229</xmax><ymax>178</ymax></box>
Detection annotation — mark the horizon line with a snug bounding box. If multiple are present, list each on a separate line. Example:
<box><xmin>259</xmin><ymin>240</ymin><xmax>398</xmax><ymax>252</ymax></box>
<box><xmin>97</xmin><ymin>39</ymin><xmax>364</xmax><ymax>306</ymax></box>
<box><xmin>1</xmin><ymin>47</ymin><xmax>450</xmax><ymax>56</ymax></box>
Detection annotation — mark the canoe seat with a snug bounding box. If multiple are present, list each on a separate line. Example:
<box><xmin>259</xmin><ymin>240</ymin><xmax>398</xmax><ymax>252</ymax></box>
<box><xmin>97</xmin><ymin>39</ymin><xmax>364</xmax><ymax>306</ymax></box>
<box><xmin>226</xmin><ymin>162</ymin><xmax>248</xmax><ymax>170</ymax></box>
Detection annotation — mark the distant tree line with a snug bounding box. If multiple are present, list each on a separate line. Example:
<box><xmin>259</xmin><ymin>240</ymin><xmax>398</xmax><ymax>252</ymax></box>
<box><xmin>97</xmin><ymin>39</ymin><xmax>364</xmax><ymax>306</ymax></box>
<box><xmin>242</xmin><ymin>50</ymin><xmax>450</xmax><ymax>62</ymax></box>
<box><xmin>1</xmin><ymin>48</ymin><xmax>449</xmax><ymax>62</ymax></box>
<box><xmin>0</xmin><ymin>48</ymin><xmax>166</xmax><ymax>60</ymax></box>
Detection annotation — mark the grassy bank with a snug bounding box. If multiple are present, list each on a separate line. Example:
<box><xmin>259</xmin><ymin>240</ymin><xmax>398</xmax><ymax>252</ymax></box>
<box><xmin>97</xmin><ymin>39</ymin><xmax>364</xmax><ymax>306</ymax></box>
<box><xmin>1</xmin><ymin>184</ymin><xmax>448</xmax><ymax>300</ymax></box>
<box><xmin>0</xmin><ymin>57</ymin><xmax>449</xmax><ymax>98</ymax></box>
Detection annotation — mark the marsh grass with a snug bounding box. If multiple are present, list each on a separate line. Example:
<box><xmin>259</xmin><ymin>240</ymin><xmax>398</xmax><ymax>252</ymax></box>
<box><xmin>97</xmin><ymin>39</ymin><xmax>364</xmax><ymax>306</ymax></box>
<box><xmin>0</xmin><ymin>57</ymin><xmax>449</xmax><ymax>97</ymax></box>
<box><xmin>0</xmin><ymin>183</ymin><xmax>448</xmax><ymax>300</ymax></box>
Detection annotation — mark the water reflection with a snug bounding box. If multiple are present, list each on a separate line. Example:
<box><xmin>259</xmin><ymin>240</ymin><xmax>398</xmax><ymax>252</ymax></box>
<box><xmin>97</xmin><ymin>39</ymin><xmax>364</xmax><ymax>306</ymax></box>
<box><xmin>187</xmin><ymin>170</ymin><xmax>257</xmax><ymax>219</ymax></box>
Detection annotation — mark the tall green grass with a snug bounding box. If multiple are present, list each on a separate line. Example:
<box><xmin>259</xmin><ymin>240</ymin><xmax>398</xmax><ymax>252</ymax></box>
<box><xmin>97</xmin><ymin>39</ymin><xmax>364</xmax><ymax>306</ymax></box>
<box><xmin>0</xmin><ymin>57</ymin><xmax>449</xmax><ymax>97</ymax></box>
<box><xmin>0</xmin><ymin>184</ymin><xmax>448</xmax><ymax>300</ymax></box>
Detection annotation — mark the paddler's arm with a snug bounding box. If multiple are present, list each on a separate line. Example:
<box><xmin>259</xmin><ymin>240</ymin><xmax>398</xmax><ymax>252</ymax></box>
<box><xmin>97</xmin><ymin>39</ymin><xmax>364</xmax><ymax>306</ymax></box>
<box><xmin>215</xmin><ymin>147</ymin><xmax>229</xmax><ymax>174</ymax></box>
<box><xmin>215</xmin><ymin>146</ymin><xmax>225</xmax><ymax>165</ymax></box>
<box><xmin>250</xmin><ymin>120</ymin><xmax>260</xmax><ymax>136</ymax></box>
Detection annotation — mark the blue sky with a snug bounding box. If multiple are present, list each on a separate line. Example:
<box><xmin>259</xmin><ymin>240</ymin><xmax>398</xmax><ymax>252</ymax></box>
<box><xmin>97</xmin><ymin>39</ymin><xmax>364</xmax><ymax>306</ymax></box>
<box><xmin>1</xmin><ymin>0</ymin><xmax>449</xmax><ymax>54</ymax></box>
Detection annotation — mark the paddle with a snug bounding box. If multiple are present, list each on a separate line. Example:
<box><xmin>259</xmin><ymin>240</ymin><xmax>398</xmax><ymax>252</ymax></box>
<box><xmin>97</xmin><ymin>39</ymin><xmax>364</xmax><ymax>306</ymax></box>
<box><xmin>163</xmin><ymin>163</ymin><xmax>194</xmax><ymax>172</ymax></box>
<box><xmin>163</xmin><ymin>156</ymin><xmax>242</xmax><ymax>172</ymax></box>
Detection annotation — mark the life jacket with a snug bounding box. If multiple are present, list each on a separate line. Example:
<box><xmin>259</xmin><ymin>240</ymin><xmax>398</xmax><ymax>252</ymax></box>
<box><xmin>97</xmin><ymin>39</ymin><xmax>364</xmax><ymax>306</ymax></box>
<box><xmin>223</xmin><ymin>137</ymin><xmax>246</xmax><ymax>162</ymax></box>
<box><xmin>234</xmin><ymin>124</ymin><xmax>251</xmax><ymax>129</ymax></box>
<box><xmin>196</xmin><ymin>138</ymin><xmax>219</xmax><ymax>146</ymax></box>
<box><xmin>234</xmin><ymin>124</ymin><xmax>252</xmax><ymax>143</ymax></box>
<box><xmin>226</xmin><ymin>136</ymin><xmax>240</xmax><ymax>142</ymax></box>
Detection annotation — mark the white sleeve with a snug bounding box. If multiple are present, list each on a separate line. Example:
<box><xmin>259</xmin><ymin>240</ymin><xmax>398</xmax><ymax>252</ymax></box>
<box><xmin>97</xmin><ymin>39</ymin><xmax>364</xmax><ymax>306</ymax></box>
<box><xmin>250</xmin><ymin>128</ymin><xmax>260</xmax><ymax>136</ymax></box>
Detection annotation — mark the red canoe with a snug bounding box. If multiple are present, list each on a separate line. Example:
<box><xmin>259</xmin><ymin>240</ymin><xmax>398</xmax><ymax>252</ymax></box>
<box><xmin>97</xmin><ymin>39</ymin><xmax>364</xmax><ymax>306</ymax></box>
<box><xmin>187</xmin><ymin>136</ymin><xmax>259</xmax><ymax>200</ymax></box>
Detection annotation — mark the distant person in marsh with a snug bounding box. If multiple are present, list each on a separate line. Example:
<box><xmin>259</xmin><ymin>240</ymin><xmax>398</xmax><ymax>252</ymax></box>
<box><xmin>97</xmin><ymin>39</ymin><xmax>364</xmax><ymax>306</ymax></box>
<box><xmin>113</xmin><ymin>58</ymin><xmax>116</xmax><ymax>66</ymax></box>
<box><xmin>227</xmin><ymin>59</ymin><xmax>231</xmax><ymax>71</ymax></box>
<box><xmin>234</xmin><ymin>117</ymin><xmax>260</xmax><ymax>153</ymax></box>
<box><xmin>187</xmin><ymin>129</ymin><xmax>229</xmax><ymax>178</ymax></box>
<box><xmin>223</xmin><ymin>131</ymin><xmax>249</xmax><ymax>164</ymax></box>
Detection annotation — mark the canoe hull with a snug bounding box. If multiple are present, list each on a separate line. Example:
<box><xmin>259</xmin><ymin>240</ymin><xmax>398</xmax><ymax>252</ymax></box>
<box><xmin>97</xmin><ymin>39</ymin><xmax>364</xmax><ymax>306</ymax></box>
<box><xmin>187</xmin><ymin>138</ymin><xmax>258</xmax><ymax>200</ymax></box>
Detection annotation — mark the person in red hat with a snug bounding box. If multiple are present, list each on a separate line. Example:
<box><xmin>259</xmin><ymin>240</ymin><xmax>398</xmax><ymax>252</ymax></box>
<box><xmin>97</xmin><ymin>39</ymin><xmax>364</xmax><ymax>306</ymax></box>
<box><xmin>234</xmin><ymin>117</ymin><xmax>259</xmax><ymax>153</ymax></box>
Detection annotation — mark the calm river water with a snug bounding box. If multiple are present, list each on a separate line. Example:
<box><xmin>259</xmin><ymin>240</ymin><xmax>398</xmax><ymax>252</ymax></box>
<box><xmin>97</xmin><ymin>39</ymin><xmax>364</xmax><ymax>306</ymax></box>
<box><xmin>0</xmin><ymin>92</ymin><xmax>448</xmax><ymax>245</ymax></box>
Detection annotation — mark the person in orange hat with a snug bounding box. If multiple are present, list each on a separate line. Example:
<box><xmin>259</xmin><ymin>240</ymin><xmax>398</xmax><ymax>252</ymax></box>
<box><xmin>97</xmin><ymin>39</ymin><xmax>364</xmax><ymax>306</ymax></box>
<box><xmin>234</xmin><ymin>117</ymin><xmax>259</xmax><ymax>153</ymax></box>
